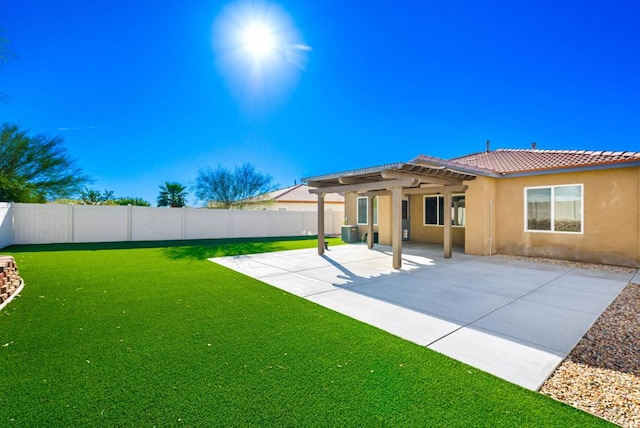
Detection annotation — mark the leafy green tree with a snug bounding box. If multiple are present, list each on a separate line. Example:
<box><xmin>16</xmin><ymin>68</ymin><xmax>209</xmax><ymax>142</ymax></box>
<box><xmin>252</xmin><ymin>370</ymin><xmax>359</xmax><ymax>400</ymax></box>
<box><xmin>194</xmin><ymin>163</ymin><xmax>276</xmax><ymax>209</ymax></box>
<box><xmin>114</xmin><ymin>197</ymin><xmax>151</xmax><ymax>207</ymax></box>
<box><xmin>0</xmin><ymin>123</ymin><xmax>91</xmax><ymax>202</ymax></box>
<box><xmin>79</xmin><ymin>188</ymin><xmax>114</xmax><ymax>205</ymax></box>
<box><xmin>157</xmin><ymin>182</ymin><xmax>187</xmax><ymax>207</ymax></box>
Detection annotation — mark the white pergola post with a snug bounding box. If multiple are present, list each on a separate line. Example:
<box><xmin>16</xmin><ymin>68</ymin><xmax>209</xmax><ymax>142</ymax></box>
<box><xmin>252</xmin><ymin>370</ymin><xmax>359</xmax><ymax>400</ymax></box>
<box><xmin>317</xmin><ymin>193</ymin><xmax>325</xmax><ymax>255</ymax></box>
<box><xmin>367</xmin><ymin>194</ymin><xmax>374</xmax><ymax>249</ymax></box>
<box><xmin>443</xmin><ymin>190</ymin><xmax>452</xmax><ymax>259</ymax></box>
<box><xmin>392</xmin><ymin>186</ymin><xmax>403</xmax><ymax>269</ymax></box>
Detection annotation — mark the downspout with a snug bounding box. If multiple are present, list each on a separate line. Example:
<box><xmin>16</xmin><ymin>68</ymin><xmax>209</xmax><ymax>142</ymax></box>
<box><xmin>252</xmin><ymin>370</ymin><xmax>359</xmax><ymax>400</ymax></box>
<box><xmin>488</xmin><ymin>199</ymin><xmax>493</xmax><ymax>256</ymax></box>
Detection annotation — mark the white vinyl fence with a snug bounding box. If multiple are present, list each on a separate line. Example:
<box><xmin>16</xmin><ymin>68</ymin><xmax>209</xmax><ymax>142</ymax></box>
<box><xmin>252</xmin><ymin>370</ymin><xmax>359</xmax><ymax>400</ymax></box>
<box><xmin>0</xmin><ymin>203</ymin><xmax>11</xmax><ymax>248</ymax></box>
<box><xmin>0</xmin><ymin>203</ymin><xmax>343</xmax><ymax>247</ymax></box>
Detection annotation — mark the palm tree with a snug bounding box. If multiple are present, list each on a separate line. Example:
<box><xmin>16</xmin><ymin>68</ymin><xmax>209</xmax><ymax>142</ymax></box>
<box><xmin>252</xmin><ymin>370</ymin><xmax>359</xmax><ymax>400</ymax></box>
<box><xmin>157</xmin><ymin>182</ymin><xmax>187</xmax><ymax>207</ymax></box>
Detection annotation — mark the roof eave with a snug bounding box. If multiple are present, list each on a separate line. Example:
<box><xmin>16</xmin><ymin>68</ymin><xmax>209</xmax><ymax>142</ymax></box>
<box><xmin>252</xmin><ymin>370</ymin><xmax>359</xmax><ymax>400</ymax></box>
<box><xmin>302</xmin><ymin>162</ymin><xmax>406</xmax><ymax>184</ymax></box>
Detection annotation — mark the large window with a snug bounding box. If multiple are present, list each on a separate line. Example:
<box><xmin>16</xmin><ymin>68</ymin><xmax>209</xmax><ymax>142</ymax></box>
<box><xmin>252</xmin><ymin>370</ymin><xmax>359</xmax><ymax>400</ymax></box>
<box><xmin>357</xmin><ymin>196</ymin><xmax>378</xmax><ymax>225</ymax></box>
<box><xmin>423</xmin><ymin>194</ymin><xmax>466</xmax><ymax>226</ymax></box>
<box><xmin>525</xmin><ymin>184</ymin><xmax>583</xmax><ymax>233</ymax></box>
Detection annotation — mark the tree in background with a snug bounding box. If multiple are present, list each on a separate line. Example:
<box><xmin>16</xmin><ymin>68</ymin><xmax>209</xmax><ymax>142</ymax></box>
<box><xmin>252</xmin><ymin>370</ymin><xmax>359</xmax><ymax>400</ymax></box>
<box><xmin>78</xmin><ymin>188</ymin><xmax>114</xmax><ymax>205</ymax></box>
<box><xmin>0</xmin><ymin>123</ymin><xmax>91</xmax><ymax>202</ymax></box>
<box><xmin>157</xmin><ymin>182</ymin><xmax>187</xmax><ymax>207</ymax></box>
<box><xmin>194</xmin><ymin>163</ymin><xmax>276</xmax><ymax>209</ymax></box>
<box><xmin>55</xmin><ymin>192</ymin><xmax>151</xmax><ymax>206</ymax></box>
<box><xmin>113</xmin><ymin>197</ymin><xmax>151</xmax><ymax>207</ymax></box>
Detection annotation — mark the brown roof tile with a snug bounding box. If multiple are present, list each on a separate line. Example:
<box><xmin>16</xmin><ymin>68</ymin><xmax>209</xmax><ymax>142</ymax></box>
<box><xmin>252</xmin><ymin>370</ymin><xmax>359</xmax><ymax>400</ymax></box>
<box><xmin>449</xmin><ymin>149</ymin><xmax>640</xmax><ymax>174</ymax></box>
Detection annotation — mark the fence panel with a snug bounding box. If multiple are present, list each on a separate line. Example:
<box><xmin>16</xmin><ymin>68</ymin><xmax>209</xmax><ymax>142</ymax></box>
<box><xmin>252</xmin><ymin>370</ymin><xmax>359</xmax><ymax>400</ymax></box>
<box><xmin>73</xmin><ymin>205</ymin><xmax>129</xmax><ymax>242</ymax></box>
<box><xmin>230</xmin><ymin>210</ymin><xmax>270</xmax><ymax>238</ymax></box>
<box><xmin>7</xmin><ymin>203</ymin><xmax>343</xmax><ymax>245</ymax></box>
<box><xmin>185</xmin><ymin>209</ymin><xmax>231</xmax><ymax>239</ymax></box>
<box><xmin>271</xmin><ymin>211</ymin><xmax>306</xmax><ymax>237</ymax></box>
<box><xmin>131</xmin><ymin>207</ymin><xmax>184</xmax><ymax>241</ymax></box>
<box><xmin>12</xmin><ymin>204</ymin><xmax>71</xmax><ymax>244</ymax></box>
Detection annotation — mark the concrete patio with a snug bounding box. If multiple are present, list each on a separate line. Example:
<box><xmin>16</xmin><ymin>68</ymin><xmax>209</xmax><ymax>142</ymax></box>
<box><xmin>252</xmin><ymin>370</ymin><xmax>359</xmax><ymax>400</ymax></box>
<box><xmin>209</xmin><ymin>243</ymin><xmax>635</xmax><ymax>390</ymax></box>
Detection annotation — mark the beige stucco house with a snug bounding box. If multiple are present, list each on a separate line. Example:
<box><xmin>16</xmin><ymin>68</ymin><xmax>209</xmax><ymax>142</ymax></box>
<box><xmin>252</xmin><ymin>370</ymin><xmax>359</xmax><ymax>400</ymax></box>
<box><xmin>303</xmin><ymin>148</ymin><xmax>640</xmax><ymax>268</ymax></box>
<box><xmin>252</xmin><ymin>184</ymin><xmax>344</xmax><ymax>212</ymax></box>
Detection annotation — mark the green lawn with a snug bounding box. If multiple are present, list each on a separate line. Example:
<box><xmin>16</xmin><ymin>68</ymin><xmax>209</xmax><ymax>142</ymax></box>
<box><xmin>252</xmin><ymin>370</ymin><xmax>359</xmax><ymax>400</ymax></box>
<box><xmin>1</xmin><ymin>237</ymin><xmax>610</xmax><ymax>426</ymax></box>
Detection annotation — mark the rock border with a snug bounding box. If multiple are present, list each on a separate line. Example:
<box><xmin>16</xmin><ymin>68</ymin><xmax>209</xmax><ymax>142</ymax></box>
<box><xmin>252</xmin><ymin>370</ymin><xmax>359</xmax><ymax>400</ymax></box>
<box><xmin>0</xmin><ymin>256</ymin><xmax>24</xmax><ymax>312</ymax></box>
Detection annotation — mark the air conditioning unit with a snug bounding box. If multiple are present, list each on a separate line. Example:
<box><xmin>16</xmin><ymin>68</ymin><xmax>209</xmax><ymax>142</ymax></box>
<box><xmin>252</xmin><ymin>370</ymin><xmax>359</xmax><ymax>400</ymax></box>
<box><xmin>341</xmin><ymin>225</ymin><xmax>359</xmax><ymax>243</ymax></box>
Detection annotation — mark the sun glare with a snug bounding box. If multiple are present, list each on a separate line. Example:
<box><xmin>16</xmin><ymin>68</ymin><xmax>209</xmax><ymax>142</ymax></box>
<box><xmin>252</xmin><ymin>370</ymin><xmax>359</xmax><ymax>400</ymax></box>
<box><xmin>213</xmin><ymin>1</ymin><xmax>312</xmax><ymax>110</ymax></box>
<box><xmin>243</xmin><ymin>23</ymin><xmax>276</xmax><ymax>59</ymax></box>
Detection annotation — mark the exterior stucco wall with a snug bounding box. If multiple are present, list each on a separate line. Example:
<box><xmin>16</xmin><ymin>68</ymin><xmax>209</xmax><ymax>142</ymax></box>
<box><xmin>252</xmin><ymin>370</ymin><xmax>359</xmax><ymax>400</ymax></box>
<box><xmin>344</xmin><ymin>192</ymin><xmax>358</xmax><ymax>227</ymax></box>
<box><xmin>491</xmin><ymin>167</ymin><xmax>640</xmax><ymax>267</ymax></box>
<box><xmin>408</xmin><ymin>194</ymin><xmax>465</xmax><ymax>245</ymax></box>
<box><xmin>464</xmin><ymin>176</ymin><xmax>497</xmax><ymax>256</ymax></box>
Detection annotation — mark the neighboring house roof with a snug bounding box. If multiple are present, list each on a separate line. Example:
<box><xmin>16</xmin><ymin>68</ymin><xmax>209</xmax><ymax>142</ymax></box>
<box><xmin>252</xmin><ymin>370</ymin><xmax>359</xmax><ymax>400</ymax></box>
<box><xmin>413</xmin><ymin>149</ymin><xmax>640</xmax><ymax>176</ymax></box>
<box><xmin>266</xmin><ymin>184</ymin><xmax>344</xmax><ymax>203</ymax></box>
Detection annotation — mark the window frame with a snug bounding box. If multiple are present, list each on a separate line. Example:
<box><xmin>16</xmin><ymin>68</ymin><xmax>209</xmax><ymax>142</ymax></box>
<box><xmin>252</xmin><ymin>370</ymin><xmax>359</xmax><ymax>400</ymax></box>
<box><xmin>524</xmin><ymin>184</ymin><xmax>584</xmax><ymax>234</ymax></box>
<box><xmin>423</xmin><ymin>194</ymin><xmax>466</xmax><ymax>227</ymax></box>
<box><xmin>356</xmin><ymin>196</ymin><xmax>378</xmax><ymax>225</ymax></box>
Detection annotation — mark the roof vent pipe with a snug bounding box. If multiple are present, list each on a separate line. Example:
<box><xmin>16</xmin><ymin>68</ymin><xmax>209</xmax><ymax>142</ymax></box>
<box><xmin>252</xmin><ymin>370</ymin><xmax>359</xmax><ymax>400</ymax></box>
<box><xmin>531</xmin><ymin>142</ymin><xmax>537</xmax><ymax>149</ymax></box>
<box><xmin>486</xmin><ymin>140</ymin><xmax>490</xmax><ymax>152</ymax></box>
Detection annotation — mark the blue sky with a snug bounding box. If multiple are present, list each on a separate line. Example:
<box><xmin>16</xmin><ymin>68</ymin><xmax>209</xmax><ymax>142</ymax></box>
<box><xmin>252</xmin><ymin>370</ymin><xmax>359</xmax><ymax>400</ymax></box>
<box><xmin>1</xmin><ymin>0</ymin><xmax>638</xmax><ymax>205</ymax></box>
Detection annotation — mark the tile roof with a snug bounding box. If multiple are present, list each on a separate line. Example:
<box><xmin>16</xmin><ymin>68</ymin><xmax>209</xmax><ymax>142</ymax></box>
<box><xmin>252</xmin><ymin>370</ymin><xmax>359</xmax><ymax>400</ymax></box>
<box><xmin>448</xmin><ymin>149</ymin><xmax>640</xmax><ymax>175</ymax></box>
<box><xmin>267</xmin><ymin>185</ymin><xmax>344</xmax><ymax>203</ymax></box>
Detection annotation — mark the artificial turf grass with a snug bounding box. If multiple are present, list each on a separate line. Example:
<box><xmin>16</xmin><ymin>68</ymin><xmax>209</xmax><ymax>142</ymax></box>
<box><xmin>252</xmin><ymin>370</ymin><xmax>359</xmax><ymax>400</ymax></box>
<box><xmin>1</xmin><ymin>239</ymin><xmax>612</xmax><ymax>426</ymax></box>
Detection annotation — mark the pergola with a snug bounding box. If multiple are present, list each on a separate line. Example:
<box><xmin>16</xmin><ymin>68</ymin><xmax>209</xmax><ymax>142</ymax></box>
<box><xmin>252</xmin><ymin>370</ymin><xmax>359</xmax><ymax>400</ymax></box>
<box><xmin>304</xmin><ymin>162</ymin><xmax>477</xmax><ymax>269</ymax></box>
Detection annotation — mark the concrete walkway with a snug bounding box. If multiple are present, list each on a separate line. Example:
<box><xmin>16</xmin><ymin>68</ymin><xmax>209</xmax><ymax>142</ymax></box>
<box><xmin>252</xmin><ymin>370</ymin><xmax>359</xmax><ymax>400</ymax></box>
<box><xmin>209</xmin><ymin>243</ymin><xmax>635</xmax><ymax>390</ymax></box>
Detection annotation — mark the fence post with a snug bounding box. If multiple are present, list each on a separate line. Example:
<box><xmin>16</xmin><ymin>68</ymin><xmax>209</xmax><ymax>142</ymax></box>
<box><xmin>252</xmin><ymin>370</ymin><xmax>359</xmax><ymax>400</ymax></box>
<box><xmin>126</xmin><ymin>205</ymin><xmax>133</xmax><ymax>241</ymax></box>
<box><xmin>182</xmin><ymin>207</ymin><xmax>186</xmax><ymax>240</ymax></box>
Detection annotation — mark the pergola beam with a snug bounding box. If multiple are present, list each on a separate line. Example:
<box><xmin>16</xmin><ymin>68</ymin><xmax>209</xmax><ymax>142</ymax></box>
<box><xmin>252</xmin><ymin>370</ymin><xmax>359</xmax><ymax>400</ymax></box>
<box><xmin>403</xmin><ymin>184</ymin><xmax>467</xmax><ymax>195</ymax></box>
<box><xmin>338</xmin><ymin>176</ymin><xmax>369</xmax><ymax>185</ymax></box>
<box><xmin>363</xmin><ymin>190</ymin><xmax>391</xmax><ymax>197</ymax></box>
<box><xmin>381</xmin><ymin>170</ymin><xmax>459</xmax><ymax>186</ymax></box>
<box><xmin>308</xmin><ymin>178</ymin><xmax>420</xmax><ymax>195</ymax></box>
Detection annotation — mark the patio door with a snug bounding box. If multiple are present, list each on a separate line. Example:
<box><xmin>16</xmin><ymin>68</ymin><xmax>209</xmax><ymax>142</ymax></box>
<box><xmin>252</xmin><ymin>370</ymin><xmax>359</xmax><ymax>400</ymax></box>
<box><xmin>402</xmin><ymin>198</ymin><xmax>410</xmax><ymax>241</ymax></box>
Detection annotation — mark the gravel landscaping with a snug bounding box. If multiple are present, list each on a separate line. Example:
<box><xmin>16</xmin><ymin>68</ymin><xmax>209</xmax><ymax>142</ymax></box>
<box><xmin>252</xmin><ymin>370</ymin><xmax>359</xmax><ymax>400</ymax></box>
<box><xmin>541</xmin><ymin>281</ymin><xmax>639</xmax><ymax>428</ymax></box>
<box><xmin>496</xmin><ymin>255</ymin><xmax>639</xmax><ymax>428</ymax></box>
